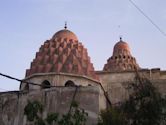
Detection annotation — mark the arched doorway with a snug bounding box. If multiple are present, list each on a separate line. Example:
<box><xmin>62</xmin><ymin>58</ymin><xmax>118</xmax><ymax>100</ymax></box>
<box><xmin>41</xmin><ymin>80</ymin><xmax>51</xmax><ymax>89</ymax></box>
<box><xmin>65</xmin><ymin>80</ymin><xmax>75</xmax><ymax>87</ymax></box>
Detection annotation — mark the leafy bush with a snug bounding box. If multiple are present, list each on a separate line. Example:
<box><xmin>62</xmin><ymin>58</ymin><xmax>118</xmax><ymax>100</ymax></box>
<box><xmin>24</xmin><ymin>100</ymin><xmax>88</xmax><ymax>125</ymax></box>
<box><xmin>98</xmin><ymin>75</ymin><xmax>166</xmax><ymax>125</ymax></box>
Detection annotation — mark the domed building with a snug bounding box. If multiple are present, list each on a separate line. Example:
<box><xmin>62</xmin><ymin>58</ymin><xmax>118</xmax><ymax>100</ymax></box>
<box><xmin>1</xmin><ymin>25</ymin><xmax>166</xmax><ymax>125</ymax></box>
<box><xmin>103</xmin><ymin>38</ymin><xmax>140</xmax><ymax>72</ymax></box>
<box><xmin>21</xmin><ymin>25</ymin><xmax>99</xmax><ymax>90</ymax></box>
<box><xmin>20</xmin><ymin>24</ymin><xmax>166</xmax><ymax>110</ymax></box>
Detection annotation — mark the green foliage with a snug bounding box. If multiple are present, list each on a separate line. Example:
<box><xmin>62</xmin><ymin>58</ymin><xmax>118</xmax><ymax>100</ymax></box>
<box><xmin>71</xmin><ymin>100</ymin><xmax>79</xmax><ymax>108</ymax></box>
<box><xmin>58</xmin><ymin>101</ymin><xmax>88</xmax><ymax>125</ymax></box>
<box><xmin>24</xmin><ymin>100</ymin><xmax>88</xmax><ymax>125</ymax></box>
<box><xmin>46</xmin><ymin>113</ymin><xmax>59</xmax><ymax>124</ymax></box>
<box><xmin>35</xmin><ymin>118</ymin><xmax>45</xmax><ymax>125</ymax></box>
<box><xmin>24</xmin><ymin>100</ymin><xmax>43</xmax><ymax>121</ymax></box>
<box><xmin>72</xmin><ymin>108</ymin><xmax>88</xmax><ymax>125</ymax></box>
<box><xmin>58</xmin><ymin>114</ymin><xmax>72</xmax><ymax>125</ymax></box>
<box><xmin>98</xmin><ymin>75</ymin><xmax>166</xmax><ymax>125</ymax></box>
<box><xmin>98</xmin><ymin>107</ymin><xmax>125</xmax><ymax>125</ymax></box>
<box><xmin>121</xmin><ymin>76</ymin><xmax>166</xmax><ymax>125</ymax></box>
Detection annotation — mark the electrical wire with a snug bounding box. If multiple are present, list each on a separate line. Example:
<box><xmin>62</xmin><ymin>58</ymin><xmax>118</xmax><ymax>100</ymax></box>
<box><xmin>68</xmin><ymin>86</ymin><xmax>78</xmax><ymax>114</ymax></box>
<box><xmin>0</xmin><ymin>72</ymin><xmax>55</xmax><ymax>88</ymax></box>
<box><xmin>0</xmin><ymin>72</ymin><xmax>112</xmax><ymax>106</ymax></box>
<box><xmin>128</xmin><ymin>0</ymin><xmax>166</xmax><ymax>37</ymax></box>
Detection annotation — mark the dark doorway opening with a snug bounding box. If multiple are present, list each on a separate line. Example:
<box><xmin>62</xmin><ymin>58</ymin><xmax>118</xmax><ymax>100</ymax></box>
<box><xmin>41</xmin><ymin>80</ymin><xmax>51</xmax><ymax>89</ymax></box>
<box><xmin>65</xmin><ymin>80</ymin><xmax>75</xmax><ymax>87</ymax></box>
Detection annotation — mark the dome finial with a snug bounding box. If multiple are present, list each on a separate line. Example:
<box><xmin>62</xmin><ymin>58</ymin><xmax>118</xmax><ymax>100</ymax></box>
<box><xmin>119</xmin><ymin>36</ymin><xmax>122</xmax><ymax>41</ymax></box>
<box><xmin>64</xmin><ymin>21</ymin><xmax>67</xmax><ymax>29</ymax></box>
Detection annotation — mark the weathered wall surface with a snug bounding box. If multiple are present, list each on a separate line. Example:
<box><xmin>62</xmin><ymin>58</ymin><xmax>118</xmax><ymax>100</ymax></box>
<box><xmin>0</xmin><ymin>87</ymin><xmax>100</xmax><ymax>125</ymax></box>
<box><xmin>1</xmin><ymin>69</ymin><xmax>166</xmax><ymax>125</ymax></box>
<box><xmin>97</xmin><ymin>71</ymin><xmax>136</xmax><ymax>104</ymax></box>
<box><xmin>97</xmin><ymin>69</ymin><xmax>166</xmax><ymax>104</ymax></box>
<box><xmin>21</xmin><ymin>73</ymin><xmax>100</xmax><ymax>90</ymax></box>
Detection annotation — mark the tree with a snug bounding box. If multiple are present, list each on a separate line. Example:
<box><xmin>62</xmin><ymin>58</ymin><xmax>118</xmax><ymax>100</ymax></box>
<box><xmin>98</xmin><ymin>74</ymin><xmax>166</xmax><ymax>125</ymax></box>
<box><xmin>24</xmin><ymin>100</ymin><xmax>88</xmax><ymax>125</ymax></box>
<box><xmin>98</xmin><ymin>106</ymin><xmax>126</xmax><ymax>125</ymax></box>
<box><xmin>121</xmin><ymin>75</ymin><xmax>166</xmax><ymax>125</ymax></box>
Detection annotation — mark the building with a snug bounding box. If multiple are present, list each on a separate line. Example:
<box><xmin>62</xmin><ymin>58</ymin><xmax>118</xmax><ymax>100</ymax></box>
<box><xmin>0</xmin><ymin>26</ymin><xmax>166</xmax><ymax>125</ymax></box>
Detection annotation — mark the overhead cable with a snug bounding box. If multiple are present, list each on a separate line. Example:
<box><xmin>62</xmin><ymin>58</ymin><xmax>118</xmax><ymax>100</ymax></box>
<box><xmin>128</xmin><ymin>0</ymin><xmax>166</xmax><ymax>37</ymax></box>
<box><xmin>0</xmin><ymin>72</ymin><xmax>51</xmax><ymax>87</ymax></box>
<box><xmin>0</xmin><ymin>72</ymin><xmax>112</xmax><ymax>106</ymax></box>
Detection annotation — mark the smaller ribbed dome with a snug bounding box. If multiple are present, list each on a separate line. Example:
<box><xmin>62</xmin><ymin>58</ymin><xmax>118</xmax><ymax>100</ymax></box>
<box><xmin>103</xmin><ymin>38</ymin><xmax>140</xmax><ymax>72</ymax></box>
<box><xmin>52</xmin><ymin>29</ymin><xmax>78</xmax><ymax>41</ymax></box>
<box><xmin>113</xmin><ymin>41</ymin><xmax>130</xmax><ymax>55</ymax></box>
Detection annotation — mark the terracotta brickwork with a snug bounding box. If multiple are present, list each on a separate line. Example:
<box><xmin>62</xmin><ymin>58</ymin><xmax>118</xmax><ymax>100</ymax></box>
<box><xmin>1</xmin><ymin>27</ymin><xmax>166</xmax><ymax>125</ymax></box>
<box><xmin>103</xmin><ymin>39</ymin><xmax>140</xmax><ymax>72</ymax></box>
<box><xmin>26</xmin><ymin>29</ymin><xmax>98</xmax><ymax>80</ymax></box>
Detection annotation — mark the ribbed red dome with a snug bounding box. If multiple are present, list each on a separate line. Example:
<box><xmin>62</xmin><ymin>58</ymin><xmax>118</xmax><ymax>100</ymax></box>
<box><xmin>113</xmin><ymin>41</ymin><xmax>130</xmax><ymax>55</ymax></box>
<box><xmin>52</xmin><ymin>29</ymin><xmax>78</xmax><ymax>41</ymax></box>
<box><xmin>25</xmin><ymin>29</ymin><xmax>98</xmax><ymax>80</ymax></box>
<box><xmin>103</xmin><ymin>39</ymin><xmax>140</xmax><ymax>72</ymax></box>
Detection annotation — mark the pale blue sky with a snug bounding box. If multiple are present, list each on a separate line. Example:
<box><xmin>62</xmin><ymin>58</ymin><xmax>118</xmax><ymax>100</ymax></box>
<box><xmin>0</xmin><ymin>0</ymin><xmax>166</xmax><ymax>91</ymax></box>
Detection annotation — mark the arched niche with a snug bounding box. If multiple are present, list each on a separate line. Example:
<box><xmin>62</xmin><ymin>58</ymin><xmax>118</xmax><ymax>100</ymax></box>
<box><xmin>41</xmin><ymin>80</ymin><xmax>51</xmax><ymax>89</ymax></box>
<box><xmin>65</xmin><ymin>80</ymin><xmax>75</xmax><ymax>87</ymax></box>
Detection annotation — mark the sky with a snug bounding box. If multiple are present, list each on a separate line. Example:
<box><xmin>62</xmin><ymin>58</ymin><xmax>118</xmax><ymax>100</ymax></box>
<box><xmin>0</xmin><ymin>0</ymin><xmax>166</xmax><ymax>91</ymax></box>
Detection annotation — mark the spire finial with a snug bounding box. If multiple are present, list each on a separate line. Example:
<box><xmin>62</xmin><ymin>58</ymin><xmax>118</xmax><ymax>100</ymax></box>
<box><xmin>118</xmin><ymin>25</ymin><xmax>123</xmax><ymax>41</ymax></box>
<box><xmin>64</xmin><ymin>21</ymin><xmax>67</xmax><ymax>29</ymax></box>
<box><xmin>119</xmin><ymin>36</ymin><xmax>122</xmax><ymax>41</ymax></box>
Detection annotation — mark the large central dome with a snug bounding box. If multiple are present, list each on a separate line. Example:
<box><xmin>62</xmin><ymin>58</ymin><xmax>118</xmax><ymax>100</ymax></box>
<box><xmin>25</xmin><ymin>27</ymin><xmax>97</xmax><ymax>80</ymax></box>
<box><xmin>52</xmin><ymin>29</ymin><xmax>78</xmax><ymax>41</ymax></box>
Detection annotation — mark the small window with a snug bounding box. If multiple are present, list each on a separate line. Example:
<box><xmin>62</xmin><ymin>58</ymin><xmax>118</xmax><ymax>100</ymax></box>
<box><xmin>41</xmin><ymin>80</ymin><xmax>51</xmax><ymax>89</ymax></box>
<box><xmin>65</xmin><ymin>80</ymin><xmax>75</xmax><ymax>87</ymax></box>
